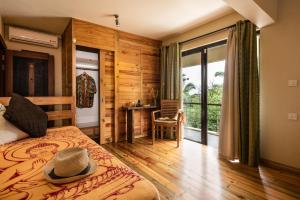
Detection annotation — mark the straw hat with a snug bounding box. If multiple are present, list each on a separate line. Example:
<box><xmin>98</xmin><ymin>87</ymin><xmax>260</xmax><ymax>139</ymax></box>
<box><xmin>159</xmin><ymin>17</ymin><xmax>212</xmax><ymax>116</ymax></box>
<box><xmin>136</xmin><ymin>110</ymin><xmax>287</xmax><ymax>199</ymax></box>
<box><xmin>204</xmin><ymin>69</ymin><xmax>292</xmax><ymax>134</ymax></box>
<box><xmin>44</xmin><ymin>147</ymin><xmax>96</xmax><ymax>184</ymax></box>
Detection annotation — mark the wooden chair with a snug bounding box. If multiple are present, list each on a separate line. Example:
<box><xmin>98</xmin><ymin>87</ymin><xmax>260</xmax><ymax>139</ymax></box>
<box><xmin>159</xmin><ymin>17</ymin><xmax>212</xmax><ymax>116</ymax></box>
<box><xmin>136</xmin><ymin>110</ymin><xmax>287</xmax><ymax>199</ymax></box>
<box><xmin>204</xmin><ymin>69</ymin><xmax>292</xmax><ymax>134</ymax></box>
<box><xmin>151</xmin><ymin>100</ymin><xmax>184</xmax><ymax>147</ymax></box>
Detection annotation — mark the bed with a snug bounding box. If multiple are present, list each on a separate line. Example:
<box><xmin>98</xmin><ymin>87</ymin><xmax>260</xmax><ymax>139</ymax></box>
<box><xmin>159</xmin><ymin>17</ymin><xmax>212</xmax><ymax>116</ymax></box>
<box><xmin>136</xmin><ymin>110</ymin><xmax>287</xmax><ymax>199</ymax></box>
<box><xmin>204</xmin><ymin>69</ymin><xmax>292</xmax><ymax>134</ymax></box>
<box><xmin>0</xmin><ymin>97</ymin><xmax>159</xmax><ymax>200</ymax></box>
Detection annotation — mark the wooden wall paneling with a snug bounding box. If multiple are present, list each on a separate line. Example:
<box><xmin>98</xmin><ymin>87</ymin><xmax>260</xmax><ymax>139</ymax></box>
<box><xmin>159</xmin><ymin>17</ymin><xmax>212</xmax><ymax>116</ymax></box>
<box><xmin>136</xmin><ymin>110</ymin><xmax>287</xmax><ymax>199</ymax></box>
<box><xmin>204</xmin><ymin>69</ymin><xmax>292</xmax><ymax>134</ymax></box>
<box><xmin>100</xmin><ymin>49</ymin><xmax>115</xmax><ymax>143</ymax></box>
<box><xmin>62</xmin><ymin>18</ymin><xmax>161</xmax><ymax>142</ymax></box>
<box><xmin>118</xmin><ymin>31</ymin><xmax>161</xmax><ymax>48</ymax></box>
<box><xmin>73</xmin><ymin>19</ymin><xmax>115</xmax><ymax>52</ymax></box>
<box><xmin>117</xmin><ymin>35</ymin><xmax>161</xmax><ymax>139</ymax></box>
<box><xmin>141</xmin><ymin>49</ymin><xmax>160</xmax><ymax>104</ymax></box>
<box><xmin>61</xmin><ymin>27</ymin><xmax>66</xmax><ymax>96</ymax></box>
<box><xmin>62</xmin><ymin>21</ymin><xmax>72</xmax><ymax>96</ymax></box>
<box><xmin>114</xmin><ymin>31</ymin><xmax>119</xmax><ymax>143</ymax></box>
<box><xmin>118</xmin><ymin>39</ymin><xmax>142</xmax><ymax>140</ymax></box>
<box><xmin>107</xmin><ymin>51</ymin><xmax>115</xmax><ymax>142</ymax></box>
<box><xmin>62</xmin><ymin>20</ymin><xmax>76</xmax><ymax>125</ymax></box>
<box><xmin>140</xmin><ymin>48</ymin><xmax>143</xmax><ymax>137</ymax></box>
<box><xmin>71</xmin><ymin>23</ymin><xmax>76</xmax><ymax>126</ymax></box>
<box><xmin>99</xmin><ymin>50</ymin><xmax>106</xmax><ymax>144</ymax></box>
<box><xmin>105</xmin><ymin>50</ymin><xmax>115</xmax><ymax>142</ymax></box>
<box><xmin>141</xmin><ymin>48</ymin><xmax>160</xmax><ymax>136</ymax></box>
<box><xmin>61</xmin><ymin>27</ymin><xmax>67</xmax><ymax>125</ymax></box>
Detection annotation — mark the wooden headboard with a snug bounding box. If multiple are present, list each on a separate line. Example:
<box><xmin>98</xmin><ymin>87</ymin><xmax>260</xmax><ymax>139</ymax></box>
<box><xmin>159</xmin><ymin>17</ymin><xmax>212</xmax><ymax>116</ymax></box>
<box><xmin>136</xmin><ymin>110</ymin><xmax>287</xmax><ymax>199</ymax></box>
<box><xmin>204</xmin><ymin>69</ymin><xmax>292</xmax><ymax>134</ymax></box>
<box><xmin>0</xmin><ymin>96</ymin><xmax>75</xmax><ymax>125</ymax></box>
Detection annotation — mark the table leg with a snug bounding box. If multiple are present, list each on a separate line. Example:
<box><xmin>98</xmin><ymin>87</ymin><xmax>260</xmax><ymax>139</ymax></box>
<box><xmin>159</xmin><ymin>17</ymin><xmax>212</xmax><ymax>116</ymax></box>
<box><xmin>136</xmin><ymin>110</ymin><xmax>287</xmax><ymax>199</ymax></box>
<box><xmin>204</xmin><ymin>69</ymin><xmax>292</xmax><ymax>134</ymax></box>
<box><xmin>127</xmin><ymin>110</ymin><xmax>135</xmax><ymax>143</ymax></box>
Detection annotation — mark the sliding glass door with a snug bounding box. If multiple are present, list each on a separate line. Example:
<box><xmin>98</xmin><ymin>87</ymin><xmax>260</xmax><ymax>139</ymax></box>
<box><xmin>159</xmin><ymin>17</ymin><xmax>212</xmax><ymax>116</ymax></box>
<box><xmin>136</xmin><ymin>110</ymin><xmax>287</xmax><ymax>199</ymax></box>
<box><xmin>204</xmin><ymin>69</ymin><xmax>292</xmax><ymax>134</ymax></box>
<box><xmin>182</xmin><ymin>40</ymin><xmax>226</xmax><ymax>146</ymax></box>
<box><xmin>182</xmin><ymin>52</ymin><xmax>202</xmax><ymax>142</ymax></box>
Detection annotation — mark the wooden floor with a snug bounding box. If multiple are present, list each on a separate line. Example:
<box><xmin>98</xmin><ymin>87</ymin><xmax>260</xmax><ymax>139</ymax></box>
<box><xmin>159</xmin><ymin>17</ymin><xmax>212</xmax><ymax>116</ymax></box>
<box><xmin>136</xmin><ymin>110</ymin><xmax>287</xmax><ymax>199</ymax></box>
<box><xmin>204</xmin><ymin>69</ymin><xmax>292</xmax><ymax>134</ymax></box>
<box><xmin>184</xmin><ymin>128</ymin><xmax>219</xmax><ymax>149</ymax></box>
<box><xmin>103</xmin><ymin>137</ymin><xmax>300</xmax><ymax>200</ymax></box>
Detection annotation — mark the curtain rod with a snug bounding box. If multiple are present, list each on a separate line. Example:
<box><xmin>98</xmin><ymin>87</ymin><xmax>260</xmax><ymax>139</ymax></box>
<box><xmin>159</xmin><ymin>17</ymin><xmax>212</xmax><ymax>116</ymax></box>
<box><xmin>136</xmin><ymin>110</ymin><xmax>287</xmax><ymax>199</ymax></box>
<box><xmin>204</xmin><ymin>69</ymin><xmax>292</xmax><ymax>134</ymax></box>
<box><xmin>179</xmin><ymin>23</ymin><xmax>236</xmax><ymax>45</ymax></box>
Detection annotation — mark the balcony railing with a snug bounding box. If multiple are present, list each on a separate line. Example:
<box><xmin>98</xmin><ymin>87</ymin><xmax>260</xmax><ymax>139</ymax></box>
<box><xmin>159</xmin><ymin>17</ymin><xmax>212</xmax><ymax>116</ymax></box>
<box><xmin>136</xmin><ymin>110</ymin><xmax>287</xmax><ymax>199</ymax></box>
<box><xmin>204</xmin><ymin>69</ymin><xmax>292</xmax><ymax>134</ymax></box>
<box><xmin>183</xmin><ymin>102</ymin><xmax>222</xmax><ymax>135</ymax></box>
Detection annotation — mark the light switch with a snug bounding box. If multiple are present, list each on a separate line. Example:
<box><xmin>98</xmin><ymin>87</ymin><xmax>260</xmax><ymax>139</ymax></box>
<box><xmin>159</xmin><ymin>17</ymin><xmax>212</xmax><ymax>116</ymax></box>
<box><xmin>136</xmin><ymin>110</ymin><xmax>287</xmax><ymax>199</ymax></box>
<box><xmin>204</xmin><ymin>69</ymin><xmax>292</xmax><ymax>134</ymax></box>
<box><xmin>288</xmin><ymin>80</ymin><xmax>298</xmax><ymax>87</ymax></box>
<box><xmin>288</xmin><ymin>113</ymin><xmax>298</xmax><ymax>120</ymax></box>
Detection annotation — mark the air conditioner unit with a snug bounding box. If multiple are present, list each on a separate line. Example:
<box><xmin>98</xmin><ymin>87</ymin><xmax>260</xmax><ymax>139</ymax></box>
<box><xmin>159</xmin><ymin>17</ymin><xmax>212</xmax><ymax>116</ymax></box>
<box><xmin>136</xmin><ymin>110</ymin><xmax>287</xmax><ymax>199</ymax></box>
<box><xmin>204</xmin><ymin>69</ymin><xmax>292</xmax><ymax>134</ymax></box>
<box><xmin>8</xmin><ymin>26</ymin><xmax>58</xmax><ymax>48</ymax></box>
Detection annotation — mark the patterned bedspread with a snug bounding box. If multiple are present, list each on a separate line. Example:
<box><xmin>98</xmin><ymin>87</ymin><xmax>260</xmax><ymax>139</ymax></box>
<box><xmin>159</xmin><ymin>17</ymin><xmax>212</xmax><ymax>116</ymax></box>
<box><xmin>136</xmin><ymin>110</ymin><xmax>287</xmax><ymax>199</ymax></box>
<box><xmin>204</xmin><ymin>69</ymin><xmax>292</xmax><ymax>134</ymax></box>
<box><xmin>0</xmin><ymin>126</ymin><xmax>159</xmax><ymax>200</ymax></box>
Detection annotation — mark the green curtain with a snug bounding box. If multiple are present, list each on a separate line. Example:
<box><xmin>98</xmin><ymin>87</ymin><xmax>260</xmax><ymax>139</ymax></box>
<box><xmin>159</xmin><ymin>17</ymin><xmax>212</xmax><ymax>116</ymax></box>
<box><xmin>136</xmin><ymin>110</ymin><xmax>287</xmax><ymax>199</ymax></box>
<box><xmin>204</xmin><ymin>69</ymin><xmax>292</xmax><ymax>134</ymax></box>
<box><xmin>236</xmin><ymin>21</ymin><xmax>260</xmax><ymax>167</ymax></box>
<box><xmin>160</xmin><ymin>43</ymin><xmax>181</xmax><ymax>100</ymax></box>
<box><xmin>219</xmin><ymin>20</ymin><xmax>259</xmax><ymax>167</ymax></box>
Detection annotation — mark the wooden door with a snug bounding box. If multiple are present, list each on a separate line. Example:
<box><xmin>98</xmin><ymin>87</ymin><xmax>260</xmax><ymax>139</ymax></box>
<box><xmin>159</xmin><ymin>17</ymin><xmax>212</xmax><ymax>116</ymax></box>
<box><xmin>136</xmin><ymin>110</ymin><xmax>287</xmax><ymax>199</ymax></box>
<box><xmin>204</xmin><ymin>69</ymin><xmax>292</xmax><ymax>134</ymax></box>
<box><xmin>4</xmin><ymin>50</ymin><xmax>54</xmax><ymax>97</ymax></box>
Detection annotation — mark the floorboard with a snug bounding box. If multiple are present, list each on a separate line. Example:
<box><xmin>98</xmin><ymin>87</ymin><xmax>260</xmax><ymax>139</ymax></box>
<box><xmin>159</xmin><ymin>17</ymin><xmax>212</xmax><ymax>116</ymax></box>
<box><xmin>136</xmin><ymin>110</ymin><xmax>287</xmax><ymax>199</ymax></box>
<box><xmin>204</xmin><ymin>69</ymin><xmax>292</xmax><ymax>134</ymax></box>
<box><xmin>103</xmin><ymin>137</ymin><xmax>300</xmax><ymax>200</ymax></box>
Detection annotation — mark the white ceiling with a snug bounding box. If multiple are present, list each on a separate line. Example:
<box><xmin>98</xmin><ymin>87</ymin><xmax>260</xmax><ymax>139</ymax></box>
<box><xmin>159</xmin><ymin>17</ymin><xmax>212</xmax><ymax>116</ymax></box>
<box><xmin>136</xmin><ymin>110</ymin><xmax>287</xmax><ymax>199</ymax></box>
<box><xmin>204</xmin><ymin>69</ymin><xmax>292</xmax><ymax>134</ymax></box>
<box><xmin>0</xmin><ymin>0</ymin><xmax>233</xmax><ymax>40</ymax></box>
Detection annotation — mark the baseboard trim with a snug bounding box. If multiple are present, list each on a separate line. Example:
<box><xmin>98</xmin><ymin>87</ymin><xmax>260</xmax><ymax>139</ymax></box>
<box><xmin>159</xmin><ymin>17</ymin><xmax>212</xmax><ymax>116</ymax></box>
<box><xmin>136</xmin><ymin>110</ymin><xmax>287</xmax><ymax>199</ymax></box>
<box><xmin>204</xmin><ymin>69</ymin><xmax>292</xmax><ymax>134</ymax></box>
<box><xmin>260</xmin><ymin>158</ymin><xmax>300</xmax><ymax>175</ymax></box>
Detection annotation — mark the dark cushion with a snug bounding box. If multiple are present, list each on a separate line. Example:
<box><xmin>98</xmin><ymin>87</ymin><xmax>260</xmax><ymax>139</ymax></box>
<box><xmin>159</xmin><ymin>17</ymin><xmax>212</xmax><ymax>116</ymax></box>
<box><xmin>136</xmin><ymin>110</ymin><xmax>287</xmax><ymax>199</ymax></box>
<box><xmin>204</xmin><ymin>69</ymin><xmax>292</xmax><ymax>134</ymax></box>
<box><xmin>3</xmin><ymin>93</ymin><xmax>48</xmax><ymax>137</ymax></box>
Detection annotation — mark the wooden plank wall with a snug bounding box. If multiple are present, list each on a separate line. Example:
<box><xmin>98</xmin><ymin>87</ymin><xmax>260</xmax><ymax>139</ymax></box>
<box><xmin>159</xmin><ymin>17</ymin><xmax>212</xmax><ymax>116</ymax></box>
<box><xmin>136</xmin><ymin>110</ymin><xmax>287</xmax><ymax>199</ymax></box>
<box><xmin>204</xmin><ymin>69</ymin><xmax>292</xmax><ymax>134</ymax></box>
<box><xmin>118</xmin><ymin>32</ymin><xmax>161</xmax><ymax>140</ymax></box>
<box><xmin>141</xmin><ymin>49</ymin><xmax>160</xmax><ymax>135</ymax></box>
<box><xmin>62</xmin><ymin>21</ymin><xmax>76</xmax><ymax>125</ymax></box>
<box><xmin>102</xmin><ymin>50</ymin><xmax>115</xmax><ymax>143</ymax></box>
<box><xmin>64</xmin><ymin>18</ymin><xmax>161</xmax><ymax>143</ymax></box>
<box><xmin>73</xmin><ymin>19</ymin><xmax>115</xmax><ymax>51</ymax></box>
<box><xmin>62</xmin><ymin>22</ymin><xmax>74</xmax><ymax>96</ymax></box>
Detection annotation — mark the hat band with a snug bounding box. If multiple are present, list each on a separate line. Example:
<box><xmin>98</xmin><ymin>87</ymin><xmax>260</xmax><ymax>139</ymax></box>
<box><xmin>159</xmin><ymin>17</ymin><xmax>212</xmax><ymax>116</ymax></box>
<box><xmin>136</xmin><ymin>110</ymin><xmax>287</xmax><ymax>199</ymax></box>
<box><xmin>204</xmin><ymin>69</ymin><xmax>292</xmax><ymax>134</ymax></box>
<box><xmin>48</xmin><ymin>164</ymin><xmax>91</xmax><ymax>179</ymax></box>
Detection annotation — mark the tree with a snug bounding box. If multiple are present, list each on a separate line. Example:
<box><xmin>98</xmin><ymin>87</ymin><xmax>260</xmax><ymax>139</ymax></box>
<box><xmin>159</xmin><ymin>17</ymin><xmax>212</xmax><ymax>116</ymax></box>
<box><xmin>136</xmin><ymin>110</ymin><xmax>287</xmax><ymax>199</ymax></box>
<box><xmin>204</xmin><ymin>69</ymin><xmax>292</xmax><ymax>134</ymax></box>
<box><xmin>207</xmin><ymin>71</ymin><xmax>224</xmax><ymax>132</ymax></box>
<box><xmin>214</xmin><ymin>71</ymin><xmax>224</xmax><ymax>77</ymax></box>
<box><xmin>182</xmin><ymin>73</ymin><xmax>197</xmax><ymax>103</ymax></box>
<box><xmin>183</xmin><ymin>82</ymin><xmax>196</xmax><ymax>96</ymax></box>
<box><xmin>182</xmin><ymin>71</ymin><xmax>224</xmax><ymax>132</ymax></box>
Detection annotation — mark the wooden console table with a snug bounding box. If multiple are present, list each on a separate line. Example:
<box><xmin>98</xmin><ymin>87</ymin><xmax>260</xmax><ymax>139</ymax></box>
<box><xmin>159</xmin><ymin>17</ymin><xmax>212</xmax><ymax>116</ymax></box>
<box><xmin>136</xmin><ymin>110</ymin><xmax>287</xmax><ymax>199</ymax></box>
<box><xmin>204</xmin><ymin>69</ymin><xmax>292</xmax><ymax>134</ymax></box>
<box><xmin>124</xmin><ymin>106</ymin><xmax>158</xmax><ymax>143</ymax></box>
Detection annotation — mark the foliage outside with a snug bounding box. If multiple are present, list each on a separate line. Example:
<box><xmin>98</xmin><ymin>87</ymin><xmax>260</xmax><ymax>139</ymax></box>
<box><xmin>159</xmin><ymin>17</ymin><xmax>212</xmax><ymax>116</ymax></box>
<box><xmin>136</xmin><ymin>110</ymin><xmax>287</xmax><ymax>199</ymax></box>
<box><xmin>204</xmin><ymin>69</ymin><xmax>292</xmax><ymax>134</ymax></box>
<box><xmin>183</xmin><ymin>71</ymin><xmax>223</xmax><ymax>134</ymax></box>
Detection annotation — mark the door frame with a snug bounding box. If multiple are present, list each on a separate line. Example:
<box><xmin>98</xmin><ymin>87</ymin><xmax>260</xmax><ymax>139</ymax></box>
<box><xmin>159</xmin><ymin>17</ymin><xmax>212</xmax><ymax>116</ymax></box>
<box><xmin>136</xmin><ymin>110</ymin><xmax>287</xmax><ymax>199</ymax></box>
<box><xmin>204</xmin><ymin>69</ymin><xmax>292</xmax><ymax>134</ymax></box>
<box><xmin>75</xmin><ymin>45</ymin><xmax>107</xmax><ymax>144</ymax></box>
<box><xmin>182</xmin><ymin>39</ymin><xmax>227</xmax><ymax>145</ymax></box>
<box><xmin>4</xmin><ymin>50</ymin><xmax>54</xmax><ymax>97</ymax></box>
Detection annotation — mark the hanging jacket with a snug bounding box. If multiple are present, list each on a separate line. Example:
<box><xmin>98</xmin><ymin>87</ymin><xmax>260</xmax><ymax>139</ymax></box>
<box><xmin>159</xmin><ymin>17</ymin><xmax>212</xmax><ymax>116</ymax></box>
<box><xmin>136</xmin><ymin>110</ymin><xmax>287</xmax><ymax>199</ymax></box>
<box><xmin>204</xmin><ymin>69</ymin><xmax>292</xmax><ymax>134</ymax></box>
<box><xmin>76</xmin><ymin>73</ymin><xmax>97</xmax><ymax>108</ymax></box>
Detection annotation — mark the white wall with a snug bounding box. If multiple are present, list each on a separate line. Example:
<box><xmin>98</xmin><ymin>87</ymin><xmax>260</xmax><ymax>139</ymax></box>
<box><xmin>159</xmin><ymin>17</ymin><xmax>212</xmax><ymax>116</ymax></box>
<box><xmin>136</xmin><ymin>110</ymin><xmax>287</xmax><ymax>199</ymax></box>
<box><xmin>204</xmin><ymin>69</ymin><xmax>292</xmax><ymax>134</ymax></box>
<box><xmin>222</xmin><ymin>0</ymin><xmax>277</xmax><ymax>27</ymax></box>
<box><xmin>163</xmin><ymin>12</ymin><xmax>244</xmax><ymax>49</ymax></box>
<box><xmin>260</xmin><ymin>0</ymin><xmax>300</xmax><ymax>169</ymax></box>
<box><xmin>253</xmin><ymin>0</ymin><xmax>278</xmax><ymax>20</ymax></box>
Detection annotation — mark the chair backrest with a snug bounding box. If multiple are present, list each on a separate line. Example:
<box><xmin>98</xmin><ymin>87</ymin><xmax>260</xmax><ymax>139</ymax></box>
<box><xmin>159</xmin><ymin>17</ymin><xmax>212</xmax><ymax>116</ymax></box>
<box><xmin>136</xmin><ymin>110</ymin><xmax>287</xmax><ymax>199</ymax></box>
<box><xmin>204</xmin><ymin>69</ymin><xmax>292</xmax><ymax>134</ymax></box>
<box><xmin>177</xmin><ymin>110</ymin><xmax>184</xmax><ymax>125</ymax></box>
<box><xmin>161</xmin><ymin>99</ymin><xmax>179</xmax><ymax>118</ymax></box>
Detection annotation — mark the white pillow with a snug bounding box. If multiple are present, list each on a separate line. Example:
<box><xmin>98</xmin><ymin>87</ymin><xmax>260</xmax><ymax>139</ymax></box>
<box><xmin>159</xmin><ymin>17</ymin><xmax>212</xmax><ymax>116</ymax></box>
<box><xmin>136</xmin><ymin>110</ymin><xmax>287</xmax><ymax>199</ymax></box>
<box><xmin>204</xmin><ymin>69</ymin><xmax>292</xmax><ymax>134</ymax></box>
<box><xmin>0</xmin><ymin>108</ymin><xmax>29</xmax><ymax>145</ymax></box>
